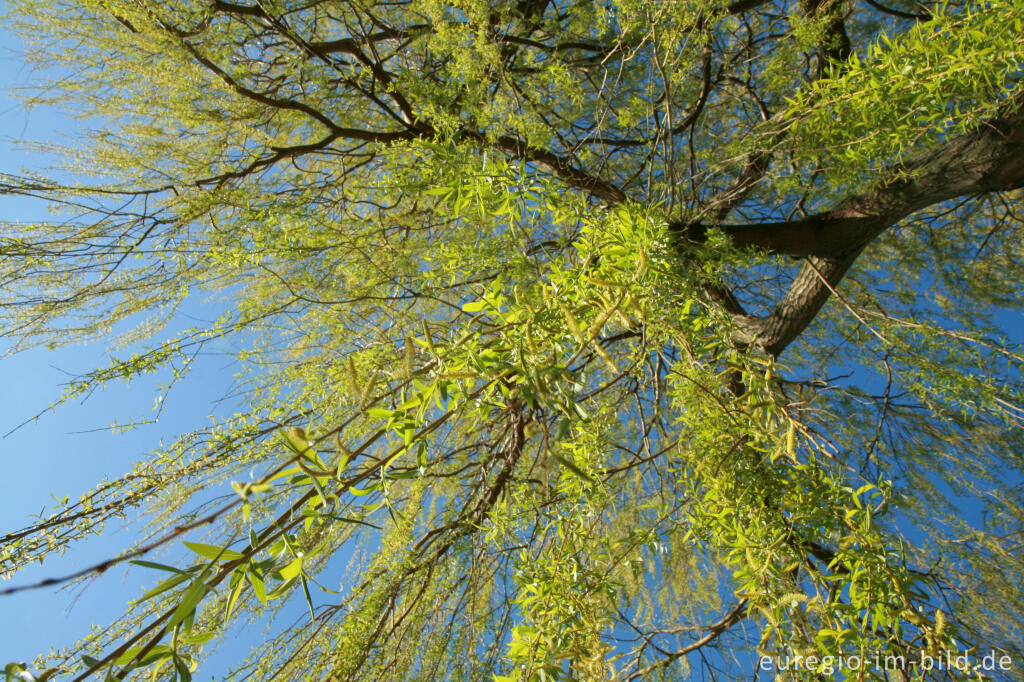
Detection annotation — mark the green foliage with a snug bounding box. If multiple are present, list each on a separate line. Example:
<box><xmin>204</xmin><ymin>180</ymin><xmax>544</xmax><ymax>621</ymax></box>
<box><xmin>783</xmin><ymin>0</ymin><xmax>1024</xmax><ymax>177</ymax></box>
<box><xmin>1</xmin><ymin>0</ymin><xmax>1023</xmax><ymax>679</ymax></box>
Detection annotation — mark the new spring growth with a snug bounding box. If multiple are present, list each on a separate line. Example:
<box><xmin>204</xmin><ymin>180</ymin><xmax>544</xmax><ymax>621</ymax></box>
<box><xmin>594</xmin><ymin>344</ymin><xmax>619</xmax><ymax>374</ymax></box>
<box><xmin>288</xmin><ymin>426</ymin><xmax>308</xmax><ymax>444</ymax></box>
<box><xmin>595</xmin><ymin>289</ymin><xmax>632</xmax><ymax>330</ymax></box>
<box><xmin>284</xmin><ymin>426</ymin><xmax>314</xmax><ymax>458</ymax></box>
<box><xmin>359</xmin><ymin>371</ymin><xmax>378</xmax><ymax>408</ymax></box>
<box><xmin>347</xmin><ymin>356</ymin><xmax>378</xmax><ymax>407</ymax></box>
<box><xmin>347</xmin><ymin>357</ymin><xmax>360</xmax><ymax>400</ymax></box>
<box><xmin>585</xmin><ymin>275</ymin><xmax>625</xmax><ymax>290</ymax></box>
<box><xmin>557</xmin><ymin>301</ymin><xmax>585</xmax><ymax>346</ymax></box>
<box><xmin>421</xmin><ymin>320</ymin><xmax>435</xmax><ymax>353</ymax></box>
<box><xmin>524</xmin><ymin>319</ymin><xmax>539</xmax><ymax>355</ymax></box>
<box><xmin>334</xmin><ymin>431</ymin><xmax>353</xmax><ymax>479</ymax></box>
<box><xmin>404</xmin><ymin>336</ymin><xmax>415</xmax><ymax>380</ymax></box>
<box><xmin>587</xmin><ymin>291</ymin><xmax>625</xmax><ymax>341</ymax></box>
<box><xmin>632</xmin><ymin>247</ymin><xmax>647</xmax><ymax>282</ymax></box>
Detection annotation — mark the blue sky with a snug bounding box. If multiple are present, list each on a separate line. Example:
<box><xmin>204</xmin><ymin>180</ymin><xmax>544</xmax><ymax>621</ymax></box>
<box><xmin>0</xmin><ymin>24</ymin><xmax>267</xmax><ymax>675</ymax></box>
<box><xmin>0</xmin><ymin>20</ymin><xmax>346</xmax><ymax>677</ymax></box>
<box><xmin>0</xmin><ymin>17</ymin><xmax>379</xmax><ymax>676</ymax></box>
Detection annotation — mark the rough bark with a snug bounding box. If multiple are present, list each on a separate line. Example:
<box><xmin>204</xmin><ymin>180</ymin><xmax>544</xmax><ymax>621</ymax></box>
<box><xmin>680</xmin><ymin>93</ymin><xmax>1024</xmax><ymax>355</ymax></box>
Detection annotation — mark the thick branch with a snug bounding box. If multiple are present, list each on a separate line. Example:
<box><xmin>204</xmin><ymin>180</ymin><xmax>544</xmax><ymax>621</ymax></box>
<box><xmin>737</xmin><ymin>255</ymin><xmax>859</xmax><ymax>355</ymax></box>
<box><xmin>714</xmin><ymin>97</ymin><xmax>1024</xmax><ymax>259</ymax></box>
<box><xmin>686</xmin><ymin>94</ymin><xmax>1024</xmax><ymax>355</ymax></box>
<box><xmin>488</xmin><ymin>134</ymin><xmax>628</xmax><ymax>204</ymax></box>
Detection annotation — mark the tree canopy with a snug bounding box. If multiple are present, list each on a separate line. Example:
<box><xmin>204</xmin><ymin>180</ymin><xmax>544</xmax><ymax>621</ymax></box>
<box><xmin>1</xmin><ymin>0</ymin><xmax>1023</xmax><ymax>679</ymax></box>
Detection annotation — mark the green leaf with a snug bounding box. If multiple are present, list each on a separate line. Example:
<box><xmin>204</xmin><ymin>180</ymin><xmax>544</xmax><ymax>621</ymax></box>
<box><xmin>266</xmin><ymin>577</ymin><xmax>297</xmax><ymax>600</ymax></box>
<box><xmin>247</xmin><ymin>571</ymin><xmax>267</xmax><ymax>605</ymax></box>
<box><xmin>334</xmin><ymin>452</ymin><xmax>351</xmax><ymax>479</ymax></box>
<box><xmin>278</xmin><ymin>557</ymin><xmax>304</xmax><ymax>581</ymax></box>
<box><xmin>549</xmin><ymin>451</ymin><xmax>596</xmax><ymax>484</ymax></box>
<box><xmin>172</xmin><ymin>655</ymin><xmax>192</xmax><ymax>682</ymax></box>
<box><xmin>224</xmin><ymin>572</ymin><xmax>246</xmax><ymax>622</ymax></box>
<box><xmin>135</xmin><ymin>572</ymin><xmax>193</xmax><ymax>604</ymax></box>
<box><xmin>178</xmin><ymin>631</ymin><xmax>215</xmax><ymax>645</ymax></box>
<box><xmin>4</xmin><ymin>663</ymin><xmax>28</xmax><ymax>681</ymax></box>
<box><xmin>131</xmin><ymin>560</ymin><xmax>190</xmax><ymax>575</ymax></box>
<box><xmin>182</xmin><ymin>541</ymin><xmax>245</xmax><ymax>562</ymax></box>
<box><xmin>167</xmin><ymin>581</ymin><xmax>209</xmax><ymax>630</ymax></box>
<box><xmin>114</xmin><ymin>645</ymin><xmax>172</xmax><ymax>667</ymax></box>
<box><xmin>300</xmin><ymin>574</ymin><xmax>316</xmax><ymax>622</ymax></box>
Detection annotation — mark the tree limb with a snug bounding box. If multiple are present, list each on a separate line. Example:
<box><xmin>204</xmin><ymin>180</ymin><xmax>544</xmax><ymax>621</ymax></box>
<box><xmin>683</xmin><ymin>93</ymin><xmax>1024</xmax><ymax>355</ymax></box>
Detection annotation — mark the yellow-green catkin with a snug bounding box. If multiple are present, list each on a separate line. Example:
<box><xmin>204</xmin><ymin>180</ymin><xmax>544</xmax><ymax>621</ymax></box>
<box><xmin>359</xmin><ymin>370</ymin><xmax>378</xmax><ymax>408</ymax></box>
<box><xmin>558</xmin><ymin>302</ymin><xmax>585</xmax><ymax>345</ymax></box>
<box><xmin>586</xmin><ymin>275</ymin><xmax>625</xmax><ymax>289</ymax></box>
<box><xmin>422</xmin><ymin>320</ymin><xmax>435</xmax><ymax>353</ymax></box>
<box><xmin>525</xmin><ymin>320</ymin><xmax>539</xmax><ymax>355</ymax></box>
<box><xmin>587</xmin><ymin>292</ymin><xmax>623</xmax><ymax>340</ymax></box>
<box><xmin>633</xmin><ymin>247</ymin><xmax>647</xmax><ymax>281</ymax></box>
<box><xmin>594</xmin><ymin>344</ymin><xmax>619</xmax><ymax>373</ymax></box>
<box><xmin>347</xmin><ymin>357</ymin><xmax>360</xmax><ymax>401</ymax></box>
<box><xmin>404</xmin><ymin>336</ymin><xmax>415</xmax><ymax>379</ymax></box>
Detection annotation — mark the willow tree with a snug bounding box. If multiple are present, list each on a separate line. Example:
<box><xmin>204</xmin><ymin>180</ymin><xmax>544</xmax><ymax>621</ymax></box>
<box><xmin>2</xmin><ymin>0</ymin><xmax>1023</xmax><ymax>678</ymax></box>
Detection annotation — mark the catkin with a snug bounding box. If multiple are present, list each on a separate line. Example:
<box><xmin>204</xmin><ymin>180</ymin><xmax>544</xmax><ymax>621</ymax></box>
<box><xmin>359</xmin><ymin>370</ymin><xmax>378</xmax><ymax>407</ymax></box>
<box><xmin>404</xmin><ymin>336</ymin><xmax>415</xmax><ymax>379</ymax></box>
<box><xmin>347</xmin><ymin>357</ymin><xmax>360</xmax><ymax>401</ymax></box>
<box><xmin>587</xmin><ymin>292</ymin><xmax>623</xmax><ymax>340</ymax></box>
<box><xmin>422</xmin><ymin>320</ymin><xmax>435</xmax><ymax>353</ymax></box>
<box><xmin>625</xmin><ymin>294</ymin><xmax>646</xmax><ymax>322</ymax></box>
<box><xmin>525</xmin><ymin>320</ymin><xmax>539</xmax><ymax>355</ymax></box>
<box><xmin>558</xmin><ymin>302</ymin><xmax>586</xmax><ymax>345</ymax></box>
<box><xmin>633</xmin><ymin>247</ymin><xmax>648</xmax><ymax>281</ymax></box>
<box><xmin>442</xmin><ymin>371</ymin><xmax>479</xmax><ymax>380</ymax></box>
<box><xmin>594</xmin><ymin>344</ymin><xmax>619</xmax><ymax>373</ymax></box>
<box><xmin>586</xmin><ymin>275</ymin><xmax>625</xmax><ymax>289</ymax></box>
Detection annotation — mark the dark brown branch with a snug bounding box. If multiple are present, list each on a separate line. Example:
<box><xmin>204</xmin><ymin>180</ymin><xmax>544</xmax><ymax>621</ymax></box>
<box><xmin>711</xmin><ymin>96</ymin><xmax>1024</xmax><ymax>260</ymax></box>
<box><xmin>725</xmin><ymin>0</ymin><xmax>775</xmax><ymax>14</ymax></box>
<box><xmin>801</xmin><ymin>0</ymin><xmax>852</xmax><ymax>78</ymax></box>
<box><xmin>626</xmin><ymin>600</ymin><xmax>749</xmax><ymax>680</ymax></box>
<box><xmin>696</xmin><ymin>93</ymin><xmax>1024</xmax><ymax>355</ymax></box>
<box><xmin>863</xmin><ymin>0</ymin><xmax>931</xmax><ymax>21</ymax></box>
<box><xmin>487</xmin><ymin>133</ymin><xmax>628</xmax><ymax>204</ymax></box>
